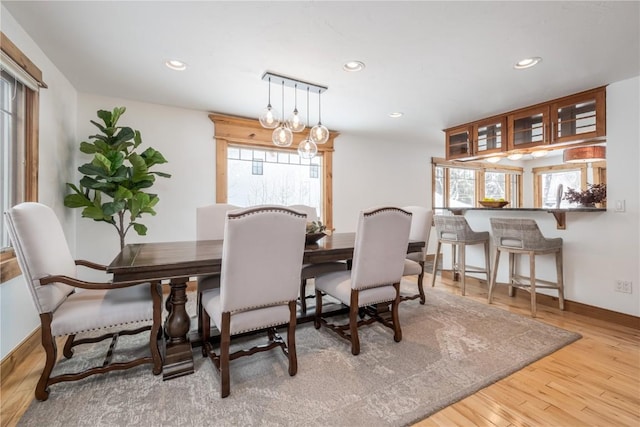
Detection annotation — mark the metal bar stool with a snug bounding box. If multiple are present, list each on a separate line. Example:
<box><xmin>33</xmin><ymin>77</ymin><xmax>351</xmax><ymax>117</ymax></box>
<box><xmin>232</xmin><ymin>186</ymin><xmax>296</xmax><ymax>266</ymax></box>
<box><xmin>430</xmin><ymin>215</ymin><xmax>491</xmax><ymax>296</ymax></box>
<box><xmin>488</xmin><ymin>218</ymin><xmax>565</xmax><ymax>317</ymax></box>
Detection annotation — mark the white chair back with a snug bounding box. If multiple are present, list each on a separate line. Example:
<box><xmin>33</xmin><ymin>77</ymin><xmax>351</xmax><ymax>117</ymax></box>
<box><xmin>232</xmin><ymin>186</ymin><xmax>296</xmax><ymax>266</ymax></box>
<box><xmin>196</xmin><ymin>204</ymin><xmax>239</xmax><ymax>240</ymax></box>
<box><xmin>351</xmin><ymin>207</ymin><xmax>412</xmax><ymax>290</ymax></box>
<box><xmin>4</xmin><ymin>203</ymin><xmax>76</xmax><ymax>313</ymax></box>
<box><xmin>402</xmin><ymin>206</ymin><xmax>433</xmax><ymax>259</ymax></box>
<box><xmin>287</xmin><ymin>204</ymin><xmax>319</xmax><ymax>222</ymax></box>
<box><xmin>220</xmin><ymin>206</ymin><xmax>307</xmax><ymax>312</ymax></box>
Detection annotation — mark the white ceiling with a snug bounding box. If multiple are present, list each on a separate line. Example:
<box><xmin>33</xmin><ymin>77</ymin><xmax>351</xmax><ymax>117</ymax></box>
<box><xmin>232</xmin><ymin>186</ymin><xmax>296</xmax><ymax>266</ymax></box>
<box><xmin>4</xmin><ymin>1</ymin><xmax>639</xmax><ymax>147</ymax></box>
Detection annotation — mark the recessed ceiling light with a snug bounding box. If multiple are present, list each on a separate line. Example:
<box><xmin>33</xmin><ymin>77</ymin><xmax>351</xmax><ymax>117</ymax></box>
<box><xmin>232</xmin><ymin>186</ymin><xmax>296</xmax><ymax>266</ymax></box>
<box><xmin>485</xmin><ymin>156</ymin><xmax>502</xmax><ymax>163</ymax></box>
<box><xmin>507</xmin><ymin>153</ymin><xmax>524</xmax><ymax>161</ymax></box>
<box><xmin>343</xmin><ymin>60</ymin><xmax>365</xmax><ymax>72</ymax></box>
<box><xmin>530</xmin><ymin>149</ymin><xmax>549</xmax><ymax>158</ymax></box>
<box><xmin>389</xmin><ymin>112</ymin><xmax>403</xmax><ymax>118</ymax></box>
<box><xmin>514</xmin><ymin>57</ymin><xmax>542</xmax><ymax>69</ymax></box>
<box><xmin>165</xmin><ymin>59</ymin><xmax>187</xmax><ymax>71</ymax></box>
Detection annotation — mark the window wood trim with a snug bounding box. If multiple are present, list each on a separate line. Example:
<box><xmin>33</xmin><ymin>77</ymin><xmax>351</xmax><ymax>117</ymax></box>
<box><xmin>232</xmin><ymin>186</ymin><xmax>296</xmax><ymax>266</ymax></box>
<box><xmin>209</xmin><ymin>113</ymin><xmax>338</xmax><ymax>230</ymax></box>
<box><xmin>0</xmin><ymin>34</ymin><xmax>41</xmax><ymax>285</ymax></box>
<box><xmin>532</xmin><ymin>163</ymin><xmax>587</xmax><ymax>208</ymax></box>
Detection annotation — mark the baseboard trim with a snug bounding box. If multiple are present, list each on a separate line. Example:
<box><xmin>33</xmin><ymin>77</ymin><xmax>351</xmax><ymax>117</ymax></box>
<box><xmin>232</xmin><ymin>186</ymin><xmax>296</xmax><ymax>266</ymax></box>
<box><xmin>440</xmin><ymin>270</ymin><xmax>640</xmax><ymax>330</ymax></box>
<box><xmin>0</xmin><ymin>327</ymin><xmax>40</xmax><ymax>385</ymax></box>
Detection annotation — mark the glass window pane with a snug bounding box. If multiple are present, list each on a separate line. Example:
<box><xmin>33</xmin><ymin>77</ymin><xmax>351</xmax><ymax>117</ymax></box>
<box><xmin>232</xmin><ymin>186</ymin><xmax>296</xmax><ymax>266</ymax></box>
<box><xmin>448</xmin><ymin>167</ymin><xmax>475</xmax><ymax>207</ymax></box>
<box><xmin>540</xmin><ymin>170</ymin><xmax>581</xmax><ymax>208</ymax></box>
<box><xmin>485</xmin><ymin>172</ymin><xmax>506</xmax><ymax>200</ymax></box>
<box><xmin>228</xmin><ymin>145</ymin><xmax>323</xmax><ymax>217</ymax></box>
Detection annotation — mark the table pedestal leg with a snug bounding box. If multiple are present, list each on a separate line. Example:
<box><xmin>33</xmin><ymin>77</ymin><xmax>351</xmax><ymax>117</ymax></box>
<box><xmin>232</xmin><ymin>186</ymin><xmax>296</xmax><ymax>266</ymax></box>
<box><xmin>162</xmin><ymin>278</ymin><xmax>194</xmax><ymax>380</ymax></box>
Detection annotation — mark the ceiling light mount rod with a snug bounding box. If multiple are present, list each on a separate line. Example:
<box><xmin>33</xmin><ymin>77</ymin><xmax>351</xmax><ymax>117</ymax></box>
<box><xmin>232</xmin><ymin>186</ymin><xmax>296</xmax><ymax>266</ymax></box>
<box><xmin>261</xmin><ymin>71</ymin><xmax>328</xmax><ymax>94</ymax></box>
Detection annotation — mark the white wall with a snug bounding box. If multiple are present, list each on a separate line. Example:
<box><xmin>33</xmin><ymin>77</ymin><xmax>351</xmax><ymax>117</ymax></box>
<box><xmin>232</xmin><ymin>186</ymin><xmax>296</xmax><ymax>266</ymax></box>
<box><xmin>1</xmin><ymin>6</ymin><xmax>78</xmax><ymax>360</ymax></box>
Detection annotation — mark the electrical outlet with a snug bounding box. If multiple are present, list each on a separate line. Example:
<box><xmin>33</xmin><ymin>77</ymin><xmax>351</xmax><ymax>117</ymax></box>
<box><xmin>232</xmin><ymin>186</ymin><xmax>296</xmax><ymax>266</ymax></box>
<box><xmin>615</xmin><ymin>280</ymin><xmax>633</xmax><ymax>293</ymax></box>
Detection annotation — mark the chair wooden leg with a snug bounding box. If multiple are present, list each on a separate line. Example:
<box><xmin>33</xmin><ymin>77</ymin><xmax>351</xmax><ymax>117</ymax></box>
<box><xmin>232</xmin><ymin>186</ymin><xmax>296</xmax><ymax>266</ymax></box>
<box><xmin>431</xmin><ymin>241</ymin><xmax>441</xmax><ymax>288</ymax></box>
<box><xmin>314</xmin><ymin>290</ymin><xmax>323</xmax><ymax>329</ymax></box>
<box><xmin>299</xmin><ymin>278</ymin><xmax>308</xmax><ymax>314</ymax></box>
<box><xmin>556</xmin><ymin>249</ymin><xmax>565</xmax><ymax>310</ymax></box>
<box><xmin>460</xmin><ymin>243</ymin><xmax>466</xmax><ymax>296</ymax></box>
<box><xmin>62</xmin><ymin>335</ymin><xmax>75</xmax><ymax>359</ymax></box>
<box><xmin>529</xmin><ymin>252</ymin><xmax>537</xmax><ymax>317</ymax></box>
<box><xmin>220</xmin><ymin>312</ymin><xmax>231</xmax><ymax>398</ymax></box>
<box><xmin>201</xmin><ymin>305</ymin><xmax>211</xmax><ymax>357</ymax></box>
<box><xmin>392</xmin><ymin>283</ymin><xmax>402</xmax><ymax>342</ymax></box>
<box><xmin>508</xmin><ymin>252</ymin><xmax>516</xmax><ymax>297</ymax></box>
<box><xmin>417</xmin><ymin>261</ymin><xmax>426</xmax><ymax>304</ymax></box>
<box><xmin>36</xmin><ymin>313</ymin><xmax>55</xmax><ymax>401</ymax></box>
<box><xmin>488</xmin><ymin>248</ymin><xmax>500</xmax><ymax>304</ymax></box>
<box><xmin>484</xmin><ymin>240</ymin><xmax>491</xmax><ymax>285</ymax></box>
<box><xmin>349</xmin><ymin>290</ymin><xmax>360</xmax><ymax>356</ymax></box>
<box><xmin>150</xmin><ymin>281</ymin><xmax>163</xmax><ymax>375</ymax></box>
<box><xmin>287</xmin><ymin>301</ymin><xmax>298</xmax><ymax>376</ymax></box>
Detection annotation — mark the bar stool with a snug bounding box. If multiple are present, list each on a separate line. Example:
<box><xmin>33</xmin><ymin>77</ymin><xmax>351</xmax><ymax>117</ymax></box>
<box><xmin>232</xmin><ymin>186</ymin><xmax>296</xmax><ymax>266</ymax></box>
<box><xmin>430</xmin><ymin>215</ymin><xmax>491</xmax><ymax>296</ymax></box>
<box><xmin>488</xmin><ymin>218</ymin><xmax>564</xmax><ymax>317</ymax></box>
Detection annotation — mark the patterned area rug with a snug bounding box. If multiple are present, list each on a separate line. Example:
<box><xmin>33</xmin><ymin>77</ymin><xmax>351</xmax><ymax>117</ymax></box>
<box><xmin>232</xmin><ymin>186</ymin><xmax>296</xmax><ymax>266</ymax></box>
<box><xmin>18</xmin><ymin>286</ymin><xmax>580</xmax><ymax>426</ymax></box>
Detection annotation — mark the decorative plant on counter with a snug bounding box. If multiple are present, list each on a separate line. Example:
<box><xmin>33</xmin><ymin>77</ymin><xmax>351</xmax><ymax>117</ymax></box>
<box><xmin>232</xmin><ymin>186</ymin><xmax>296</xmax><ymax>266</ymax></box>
<box><xmin>563</xmin><ymin>183</ymin><xmax>606</xmax><ymax>207</ymax></box>
<box><xmin>64</xmin><ymin>107</ymin><xmax>171</xmax><ymax>249</ymax></box>
<box><xmin>306</xmin><ymin>220</ymin><xmax>327</xmax><ymax>235</ymax></box>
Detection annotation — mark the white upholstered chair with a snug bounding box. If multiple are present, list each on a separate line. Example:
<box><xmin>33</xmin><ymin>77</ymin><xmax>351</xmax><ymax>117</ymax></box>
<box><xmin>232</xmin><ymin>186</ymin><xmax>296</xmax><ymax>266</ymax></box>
<box><xmin>400</xmin><ymin>206</ymin><xmax>433</xmax><ymax>304</ymax></box>
<box><xmin>196</xmin><ymin>203</ymin><xmax>239</xmax><ymax>332</ymax></box>
<box><xmin>4</xmin><ymin>202</ymin><xmax>162</xmax><ymax>401</ymax></box>
<box><xmin>488</xmin><ymin>217</ymin><xmax>564</xmax><ymax>317</ymax></box>
<box><xmin>314</xmin><ymin>207</ymin><xmax>412</xmax><ymax>355</ymax></box>
<box><xmin>288</xmin><ymin>204</ymin><xmax>347</xmax><ymax>314</ymax></box>
<box><xmin>200</xmin><ymin>206</ymin><xmax>307</xmax><ymax>398</ymax></box>
<box><xmin>430</xmin><ymin>215</ymin><xmax>491</xmax><ymax>296</ymax></box>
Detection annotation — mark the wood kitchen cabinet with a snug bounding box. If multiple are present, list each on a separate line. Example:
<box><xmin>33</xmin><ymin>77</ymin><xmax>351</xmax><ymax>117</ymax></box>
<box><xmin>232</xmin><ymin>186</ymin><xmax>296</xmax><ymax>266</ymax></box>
<box><xmin>507</xmin><ymin>105</ymin><xmax>549</xmax><ymax>150</ymax></box>
<box><xmin>444</xmin><ymin>86</ymin><xmax>606</xmax><ymax>160</ymax></box>
<box><xmin>549</xmin><ymin>88</ymin><xmax>605</xmax><ymax>145</ymax></box>
<box><xmin>445</xmin><ymin>125</ymin><xmax>472</xmax><ymax>160</ymax></box>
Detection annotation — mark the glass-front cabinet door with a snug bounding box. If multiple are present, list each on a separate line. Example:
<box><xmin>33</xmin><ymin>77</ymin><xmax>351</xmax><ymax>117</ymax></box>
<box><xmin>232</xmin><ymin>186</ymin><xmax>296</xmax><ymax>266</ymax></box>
<box><xmin>445</xmin><ymin>125</ymin><xmax>472</xmax><ymax>160</ymax></box>
<box><xmin>473</xmin><ymin>117</ymin><xmax>506</xmax><ymax>156</ymax></box>
<box><xmin>550</xmin><ymin>88</ymin><xmax>605</xmax><ymax>145</ymax></box>
<box><xmin>507</xmin><ymin>106</ymin><xmax>549</xmax><ymax>150</ymax></box>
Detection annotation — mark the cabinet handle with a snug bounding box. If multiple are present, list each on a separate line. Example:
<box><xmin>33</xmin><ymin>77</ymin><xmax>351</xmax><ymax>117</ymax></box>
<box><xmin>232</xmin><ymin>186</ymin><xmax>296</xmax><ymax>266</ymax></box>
<box><xmin>551</xmin><ymin>121</ymin><xmax>555</xmax><ymax>143</ymax></box>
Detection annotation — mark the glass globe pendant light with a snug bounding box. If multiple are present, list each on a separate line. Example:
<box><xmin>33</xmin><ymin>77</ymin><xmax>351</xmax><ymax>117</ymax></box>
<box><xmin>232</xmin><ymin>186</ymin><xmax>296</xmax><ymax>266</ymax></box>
<box><xmin>258</xmin><ymin>77</ymin><xmax>280</xmax><ymax>129</ymax></box>
<box><xmin>272</xmin><ymin>81</ymin><xmax>293</xmax><ymax>147</ymax></box>
<box><xmin>286</xmin><ymin>84</ymin><xmax>306</xmax><ymax>132</ymax></box>
<box><xmin>310</xmin><ymin>88</ymin><xmax>329</xmax><ymax>144</ymax></box>
<box><xmin>298</xmin><ymin>88</ymin><xmax>318</xmax><ymax>159</ymax></box>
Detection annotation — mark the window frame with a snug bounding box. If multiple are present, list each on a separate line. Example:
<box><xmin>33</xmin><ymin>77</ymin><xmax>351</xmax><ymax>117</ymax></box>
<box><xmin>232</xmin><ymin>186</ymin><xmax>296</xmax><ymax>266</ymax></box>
<box><xmin>431</xmin><ymin>157</ymin><xmax>523</xmax><ymax>214</ymax></box>
<box><xmin>209</xmin><ymin>113</ymin><xmax>338</xmax><ymax>230</ymax></box>
<box><xmin>531</xmin><ymin>163</ymin><xmax>589</xmax><ymax>208</ymax></box>
<box><xmin>0</xmin><ymin>32</ymin><xmax>45</xmax><ymax>284</ymax></box>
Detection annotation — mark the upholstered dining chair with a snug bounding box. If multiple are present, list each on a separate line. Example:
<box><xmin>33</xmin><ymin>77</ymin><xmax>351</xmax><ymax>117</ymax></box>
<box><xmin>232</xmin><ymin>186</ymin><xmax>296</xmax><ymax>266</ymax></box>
<box><xmin>200</xmin><ymin>206</ymin><xmax>307</xmax><ymax>398</ymax></box>
<box><xmin>4</xmin><ymin>202</ymin><xmax>162</xmax><ymax>401</ymax></box>
<box><xmin>288</xmin><ymin>204</ymin><xmax>347</xmax><ymax>314</ymax></box>
<box><xmin>196</xmin><ymin>203</ymin><xmax>239</xmax><ymax>333</ymax></box>
<box><xmin>314</xmin><ymin>207</ymin><xmax>412</xmax><ymax>355</ymax></box>
<box><xmin>400</xmin><ymin>206</ymin><xmax>433</xmax><ymax>304</ymax></box>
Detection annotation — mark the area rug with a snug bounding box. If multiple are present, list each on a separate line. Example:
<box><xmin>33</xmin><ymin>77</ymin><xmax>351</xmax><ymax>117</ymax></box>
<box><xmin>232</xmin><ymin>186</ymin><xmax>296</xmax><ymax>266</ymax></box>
<box><xmin>17</xmin><ymin>287</ymin><xmax>580</xmax><ymax>427</ymax></box>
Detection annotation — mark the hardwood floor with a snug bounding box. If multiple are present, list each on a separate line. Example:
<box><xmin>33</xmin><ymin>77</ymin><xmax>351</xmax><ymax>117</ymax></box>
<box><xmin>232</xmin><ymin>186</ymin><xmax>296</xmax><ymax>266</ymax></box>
<box><xmin>1</xmin><ymin>275</ymin><xmax>638</xmax><ymax>426</ymax></box>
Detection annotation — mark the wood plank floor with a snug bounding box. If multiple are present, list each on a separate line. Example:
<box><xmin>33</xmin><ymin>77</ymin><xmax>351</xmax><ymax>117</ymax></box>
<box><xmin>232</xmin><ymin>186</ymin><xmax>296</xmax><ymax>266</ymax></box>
<box><xmin>1</xmin><ymin>275</ymin><xmax>638</xmax><ymax>426</ymax></box>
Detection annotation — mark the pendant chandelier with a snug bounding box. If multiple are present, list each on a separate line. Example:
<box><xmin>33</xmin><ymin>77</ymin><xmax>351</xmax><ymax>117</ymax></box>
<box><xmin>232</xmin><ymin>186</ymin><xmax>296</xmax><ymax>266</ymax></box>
<box><xmin>258</xmin><ymin>72</ymin><xmax>328</xmax><ymax>158</ymax></box>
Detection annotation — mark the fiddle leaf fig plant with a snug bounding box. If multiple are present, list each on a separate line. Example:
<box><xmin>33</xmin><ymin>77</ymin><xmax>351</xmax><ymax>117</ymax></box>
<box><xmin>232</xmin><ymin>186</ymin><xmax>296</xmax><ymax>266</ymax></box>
<box><xmin>64</xmin><ymin>106</ymin><xmax>171</xmax><ymax>249</ymax></box>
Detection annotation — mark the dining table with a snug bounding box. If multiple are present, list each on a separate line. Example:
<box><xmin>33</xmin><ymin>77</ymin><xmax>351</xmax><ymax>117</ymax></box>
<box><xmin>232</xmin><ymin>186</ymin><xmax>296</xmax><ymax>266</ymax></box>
<box><xmin>107</xmin><ymin>232</ymin><xmax>425</xmax><ymax>380</ymax></box>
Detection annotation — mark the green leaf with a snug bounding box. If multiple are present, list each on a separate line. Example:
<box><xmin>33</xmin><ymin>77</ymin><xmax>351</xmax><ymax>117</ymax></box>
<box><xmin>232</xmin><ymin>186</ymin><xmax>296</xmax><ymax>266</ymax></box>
<box><xmin>111</xmin><ymin>107</ymin><xmax>126</xmax><ymax>126</ymax></box>
<box><xmin>129</xmin><ymin>153</ymin><xmax>150</xmax><ymax>182</ymax></box>
<box><xmin>151</xmin><ymin>171</ymin><xmax>172</xmax><ymax>178</ymax></box>
<box><xmin>93</xmin><ymin>153</ymin><xmax>112</xmax><ymax>172</ymax></box>
<box><xmin>132</xmin><ymin>223</ymin><xmax>148</xmax><ymax>236</ymax></box>
<box><xmin>64</xmin><ymin>193</ymin><xmax>93</xmax><ymax>208</ymax></box>
<box><xmin>133</xmin><ymin>130</ymin><xmax>142</xmax><ymax>148</ymax></box>
<box><xmin>79</xmin><ymin>141</ymin><xmax>98</xmax><ymax>154</ymax></box>
<box><xmin>96</xmin><ymin>110</ymin><xmax>112</xmax><ymax>127</ymax></box>
<box><xmin>114</xmin><ymin>185</ymin><xmax>133</xmax><ymax>201</ymax></box>
<box><xmin>81</xmin><ymin>205</ymin><xmax>107</xmax><ymax>220</ymax></box>
<box><xmin>102</xmin><ymin>200</ymin><xmax>126</xmax><ymax>216</ymax></box>
<box><xmin>112</xmin><ymin>127</ymin><xmax>134</xmax><ymax>145</ymax></box>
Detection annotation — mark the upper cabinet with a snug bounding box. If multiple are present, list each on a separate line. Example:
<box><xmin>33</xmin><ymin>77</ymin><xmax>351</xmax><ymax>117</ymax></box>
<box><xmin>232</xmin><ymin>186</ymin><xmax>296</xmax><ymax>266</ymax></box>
<box><xmin>445</xmin><ymin>125</ymin><xmax>472</xmax><ymax>160</ymax></box>
<box><xmin>445</xmin><ymin>87</ymin><xmax>606</xmax><ymax>160</ymax></box>
<box><xmin>549</xmin><ymin>89</ymin><xmax>605</xmax><ymax>145</ymax></box>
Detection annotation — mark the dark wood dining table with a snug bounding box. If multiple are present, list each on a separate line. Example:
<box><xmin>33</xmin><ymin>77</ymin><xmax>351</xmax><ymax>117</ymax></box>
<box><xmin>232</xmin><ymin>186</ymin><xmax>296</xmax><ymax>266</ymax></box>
<box><xmin>107</xmin><ymin>232</ymin><xmax>425</xmax><ymax>380</ymax></box>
